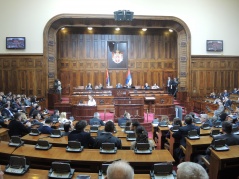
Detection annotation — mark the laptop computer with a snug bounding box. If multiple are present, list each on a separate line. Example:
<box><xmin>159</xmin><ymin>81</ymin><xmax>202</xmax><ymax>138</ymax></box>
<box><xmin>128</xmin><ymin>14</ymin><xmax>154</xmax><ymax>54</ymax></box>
<box><xmin>9</xmin><ymin>136</ymin><xmax>24</xmax><ymax>147</ymax></box>
<box><xmin>35</xmin><ymin>140</ymin><xmax>52</xmax><ymax>150</ymax></box>
<box><xmin>5</xmin><ymin>156</ymin><xmax>29</xmax><ymax>175</ymax></box>
<box><xmin>66</xmin><ymin>141</ymin><xmax>83</xmax><ymax>152</ymax></box>
<box><xmin>171</xmin><ymin>125</ymin><xmax>180</xmax><ymax>132</ymax></box>
<box><xmin>187</xmin><ymin>130</ymin><xmax>200</xmax><ymax>140</ymax></box>
<box><xmin>134</xmin><ymin>143</ymin><xmax>152</xmax><ymax>154</ymax></box>
<box><xmin>150</xmin><ymin>163</ymin><xmax>175</xmax><ymax>179</ymax></box>
<box><xmin>50</xmin><ymin>129</ymin><xmax>62</xmax><ymax>138</ymax></box>
<box><xmin>100</xmin><ymin>143</ymin><xmax>117</xmax><ymax>154</ymax></box>
<box><xmin>29</xmin><ymin>128</ymin><xmax>41</xmax><ymax>136</ymax></box>
<box><xmin>90</xmin><ymin>126</ymin><xmax>99</xmax><ymax>133</ymax></box>
<box><xmin>48</xmin><ymin>162</ymin><xmax>75</xmax><ymax>179</ymax></box>
<box><xmin>127</xmin><ymin>132</ymin><xmax>136</xmax><ymax>141</ymax></box>
<box><xmin>201</xmin><ymin>123</ymin><xmax>211</xmax><ymax>130</ymax></box>
<box><xmin>212</xmin><ymin>139</ymin><xmax>229</xmax><ymax>151</ymax></box>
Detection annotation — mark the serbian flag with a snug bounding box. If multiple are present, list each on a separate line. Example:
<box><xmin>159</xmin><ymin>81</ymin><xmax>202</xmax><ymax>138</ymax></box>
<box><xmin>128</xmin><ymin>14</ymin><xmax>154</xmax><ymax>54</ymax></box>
<box><xmin>106</xmin><ymin>69</ymin><xmax>110</xmax><ymax>86</ymax></box>
<box><xmin>125</xmin><ymin>69</ymin><xmax>132</xmax><ymax>86</ymax></box>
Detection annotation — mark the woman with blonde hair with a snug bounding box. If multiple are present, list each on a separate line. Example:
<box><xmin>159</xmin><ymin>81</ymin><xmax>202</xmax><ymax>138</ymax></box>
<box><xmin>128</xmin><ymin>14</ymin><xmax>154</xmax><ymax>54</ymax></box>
<box><xmin>58</xmin><ymin>112</ymin><xmax>70</xmax><ymax>124</ymax></box>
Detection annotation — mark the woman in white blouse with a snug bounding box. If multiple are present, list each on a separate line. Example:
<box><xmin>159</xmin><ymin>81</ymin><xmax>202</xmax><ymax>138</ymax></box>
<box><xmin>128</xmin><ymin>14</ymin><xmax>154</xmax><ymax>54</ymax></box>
<box><xmin>87</xmin><ymin>95</ymin><xmax>96</xmax><ymax>106</ymax></box>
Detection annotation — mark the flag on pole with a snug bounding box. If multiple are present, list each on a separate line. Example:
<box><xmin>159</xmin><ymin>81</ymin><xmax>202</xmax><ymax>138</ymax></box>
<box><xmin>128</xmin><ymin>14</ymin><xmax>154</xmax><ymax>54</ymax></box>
<box><xmin>125</xmin><ymin>69</ymin><xmax>132</xmax><ymax>86</ymax></box>
<box><xmin>106</xmin><ymin>69</ymin><xmax>110</xmax><ymax>86</ymax></box>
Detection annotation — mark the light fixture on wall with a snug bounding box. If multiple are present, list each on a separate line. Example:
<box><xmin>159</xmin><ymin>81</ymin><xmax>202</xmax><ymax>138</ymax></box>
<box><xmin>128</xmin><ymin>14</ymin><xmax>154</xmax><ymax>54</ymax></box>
<box><xmin>114</xmin><ymin>10</ymin><xmax>134</xmax><ymax>21</ymax></box>
<box><xmin>88</xmin><ymin>27</ymin><xmax>93</xmax><ymax>30</ymax></box>
<box><xmin>115</xmin><ymin>27</ymin><xmax>120</xmax><ymax>31</ymax></box>
<box><xmin>169</xmin><ymin>29</ymin><xmax>173</xmax><ymax>32</ymax></box>
<box><xmin>142</xmin><ymin>28</ymin><xmax>147</xmax><ymax>31</ymax></box>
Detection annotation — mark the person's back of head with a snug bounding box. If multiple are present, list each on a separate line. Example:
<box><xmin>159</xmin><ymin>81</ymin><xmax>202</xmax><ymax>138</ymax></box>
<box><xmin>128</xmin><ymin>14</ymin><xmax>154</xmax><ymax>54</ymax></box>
<box><xmin>106</xmin><ymin>160</ymin><xmax>134</xmax><ymax>179</ymax></box>
<box><xmin>177</xmin><ymin>162</ymin><xmax>208</xmax><ymax>179</ymax></box>
<box><xmin>45</xmin><ymin>118</ymin><xmax>52</xmax><ymax>124</ymax></box>
<box><xmin>220</xmin><ymin>113</ymin><xmax>228</xmax><ymax>122</ymax></box>
<box><xmin>105</xmin><ymin>121</ymin><xmax>114</xmax><ymax>132</ymax></box>
<box><xmin>173</xmin><ymin>117</ymin><xmax>182</xmax><ymax>126</ymax></box>
<box><xmin>184</xmin><ymin>115</ymin><xmax>193</xmax><ymax>125</ymax></box>
<box><xmin>124</xmin><ymin>112</ymin><xmax>130</xmax><ymax>119</ymax></box>
<box><xmin>136</xmin><ymin>126</ymin><xmax>148</xmax><ymax>143</ymax></box>
<box><xmin>64</xmin><ymin>122</ymin><xmax>71</xmax><ymax>132</ymax></box>
<box><xmin>222</xmin><ymin>121</ymin><xmax>232</xmax><ymax>134</ymax></box>
<box><xmin>75</xmin><ymin>120</ymin><xmax>87</xmax><ymax>132</ymax></box>
<box><xmin>14</xmin><ymin>112</ymin><xmax>21</xmax><ymax>120</ymax></box>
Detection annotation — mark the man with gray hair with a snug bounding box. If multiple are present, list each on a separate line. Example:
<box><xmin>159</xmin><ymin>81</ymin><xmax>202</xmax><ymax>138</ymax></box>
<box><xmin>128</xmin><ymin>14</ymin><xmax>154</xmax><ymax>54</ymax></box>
<box><xmin>177</xmin><ymin>162</ymin><xmax>209</xmax><ymax>179</ymax></box>
<box><xmin>89</xmin><ymin>112</ymin><xmax>104</xmax><ymax>126</ymax></box>
<box><xmin>105</xmin><ymin>160</ymin><xmax>134</xmax><ymax>179</ymax></box>
<box><xmin>200</xmin><ymin>114</ymin><xmax>213</xmax><ymax>127</ymax></box>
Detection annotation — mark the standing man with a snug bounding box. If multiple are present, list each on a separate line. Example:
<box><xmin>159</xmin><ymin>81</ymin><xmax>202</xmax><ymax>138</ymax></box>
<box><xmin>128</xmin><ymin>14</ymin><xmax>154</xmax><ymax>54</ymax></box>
<box><xmin>172</xmin><ymin>77</ymin><xmax>179</xmax><ymax>98</ymax></box>
<box><xmin>54</xmin><ymin>79</ymin><xmax>62</xmax><ymax>101</ymax></box>
<box><xmin>167</xmin><ymin>77</ymin><xmax>172</xmax><ymax>94</ymax></box>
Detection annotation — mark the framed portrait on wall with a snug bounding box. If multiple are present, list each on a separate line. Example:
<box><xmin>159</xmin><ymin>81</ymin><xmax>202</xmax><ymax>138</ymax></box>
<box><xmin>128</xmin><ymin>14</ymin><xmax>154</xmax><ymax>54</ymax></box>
<box><xmin>107</xmin><ymin>41</ymin><xmax>128</xmax><ymax>69</ymax></box>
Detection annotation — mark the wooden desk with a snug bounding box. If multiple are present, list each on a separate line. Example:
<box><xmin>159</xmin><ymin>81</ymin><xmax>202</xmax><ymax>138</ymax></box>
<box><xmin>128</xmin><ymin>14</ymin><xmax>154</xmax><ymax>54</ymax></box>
<box><xmin>3</xmin><ymin>168</ymin><xmax>150</xmax><ymax>179</ymax></box>
<box><xmin>157</xmin><ymin>126</ymin><xmax>169</xmax><ymax>149</ymax></box>
<box><xmin>209</xmin><ymin>145</ymin><xmax>239</xmax><ymax>179</ymax></box>
<box><xmin>12</xmin><ymin>144</ymin><xmax>174</xmax><ymax>173</ymax></box>
<box><xmin>0</xmin><ymin>141</ymin><xmax>17</xmax><ymax>165</ymax></box>
<box><xmin>21</xmin><ymin>133</ymin><xmax>137</xmax><ymax>148</ymax></box>
<box><xmin>185</xmin><ymin>136</ymin><xmax>212</xmax><ymax>161</ymax></box>
<box><xmin>0</xmin><ymin>128</ymin><xmax>9</xmax><ymax>141</ymax></box>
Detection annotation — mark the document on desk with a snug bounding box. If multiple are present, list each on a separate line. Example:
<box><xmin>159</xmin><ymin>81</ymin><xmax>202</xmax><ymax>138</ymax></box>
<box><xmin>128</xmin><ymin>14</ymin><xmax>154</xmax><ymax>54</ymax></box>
<box><xmin>152</xmin><ymin>123</ymin><xmax>158</xmax><ymax>127</ymax></box>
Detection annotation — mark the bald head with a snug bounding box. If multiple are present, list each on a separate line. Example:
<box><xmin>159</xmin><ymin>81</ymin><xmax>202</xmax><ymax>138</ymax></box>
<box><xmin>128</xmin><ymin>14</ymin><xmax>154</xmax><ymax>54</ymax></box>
<box><xmin>105</xmin><ymin>160</ymin><xmax>134</xmax><ymax>179</ymax></box>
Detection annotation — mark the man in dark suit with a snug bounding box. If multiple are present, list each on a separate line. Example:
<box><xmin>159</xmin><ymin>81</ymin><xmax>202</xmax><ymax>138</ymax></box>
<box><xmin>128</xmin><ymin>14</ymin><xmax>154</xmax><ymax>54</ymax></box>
<box><xmin>68</xmin><ymin>120</ymin><xmax>95</xmax><ymax>148</ymax></box>
<box><xmin>205</xmin><ymin>121</ymin><xmax>239</xmax><ymax>159</ymax></box>
<box><xmin>221</xmin><ymin>90</ymin><xmax>230</xmax><ymax>98</ymax></box>
<box><xmin>1</xmin><ymin>102</ymin><xmax>14</xmax><ymax>118</ymax></box>
<box><xmin>85</xmin><ymin>83</ymin><xmax>93</xmax><ymax>90</ymax></box>
<box><xmin>8</xmin><ymin>112</ymin><xmax>31</xmax><ymax>137</ymax></box>
<box><xmin>144</xmin><ymin>83</ymin><xmax>150</xmax><ymax>89</ymax></box>
<box><xmin>89</xmin><ymin>112</ymin><xmax>104</xmax><ymax>126</ymax></box>
<box><xmin>50</xmin><ymin>109</ymin><xmax>60</xmax><ymax>122</ymax></box>
<box><xmin>224</xmin><ymin>96</ymin><xmax>233</xmax><ymax>111</ymax></box>
<box><xmin>172</xmin><ymin>115</ymin><xmax>200</xmax><ymax>160</ymax></box>
<box><xmin>38</xmin><ymin>118</ymin><xmax>53</xmax><ymax>134</ymax></box>
<box><xmin>94</xmin><ymin>121</ymin><xmax>122</xmax><ymax>149</ymax></box>
<box><xmin>118</xmin><ymin>112</ymin><xmax>131</xmax><ymax>126</ymax></box>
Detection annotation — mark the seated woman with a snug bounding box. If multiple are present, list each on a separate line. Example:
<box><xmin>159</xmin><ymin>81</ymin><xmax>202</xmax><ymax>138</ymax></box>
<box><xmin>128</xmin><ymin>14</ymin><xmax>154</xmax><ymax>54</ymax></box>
<box><xmin>87</xmin><ymin>95</ymin><xmax>96</xmax><ymax>106</ymax></box>
<box><xmin>130</xmin><ymin>126</ymin><xmax>155</xmax><ymax>150</ymax></box>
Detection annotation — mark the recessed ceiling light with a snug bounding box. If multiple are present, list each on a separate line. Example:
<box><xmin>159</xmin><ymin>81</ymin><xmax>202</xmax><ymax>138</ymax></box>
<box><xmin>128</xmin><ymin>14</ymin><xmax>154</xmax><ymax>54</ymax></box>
<box><xmin>142</xmin><ymin>28</ymin><xmax>147</xmax><ymax>31</ymax></box>
<box><xmin>88</xmin><ymin>27</ymin><xmax>93</xmax><ymax>30</ymax></box>
<box><xmin>115</xmin><ymin>27</ymin><xmax>120</xmax><ymax>31</ymax></box>
<box><xmin>169</xmin><ymin>29</ymin><xmax>173</xmax><ymax>32</ymax></box>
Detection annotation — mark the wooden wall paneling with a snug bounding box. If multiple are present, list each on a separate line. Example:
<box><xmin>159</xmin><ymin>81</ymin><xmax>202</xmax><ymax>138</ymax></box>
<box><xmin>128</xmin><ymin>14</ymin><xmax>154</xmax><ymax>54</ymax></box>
<box><xmin>26</xmin><ymin>69</ymin><xmax>34</xmax><ymax>96</ymax></box>
<box><xmin>11</xmin><ymin>70</ymin><xmax>18</xmax><ymax>94</ymax></box>
<box><xmin>71</xmin><ymin>35</ymin><xmax>77</xmax><ymax>59</ymax></box>
<box><xmin>93</xmin><ymin>35</ymin><xmax>98</xmax><ymax>59</ymax></box>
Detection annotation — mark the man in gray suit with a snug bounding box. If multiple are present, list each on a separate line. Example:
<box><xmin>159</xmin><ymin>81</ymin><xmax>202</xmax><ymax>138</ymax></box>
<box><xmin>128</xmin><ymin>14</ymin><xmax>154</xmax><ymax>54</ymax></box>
<box><xmin>213</xmin><ymin>101</ymin><xmax>224</xmax><ymax>118</ymax></box>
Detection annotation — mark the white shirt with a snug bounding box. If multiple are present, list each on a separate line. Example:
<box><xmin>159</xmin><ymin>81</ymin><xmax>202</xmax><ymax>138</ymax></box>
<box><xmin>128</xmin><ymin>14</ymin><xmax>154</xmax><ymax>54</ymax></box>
<box><xmin>88</xmin><ymin>99</ymin><xmax>96</xmax><ymax>106</ymax></box>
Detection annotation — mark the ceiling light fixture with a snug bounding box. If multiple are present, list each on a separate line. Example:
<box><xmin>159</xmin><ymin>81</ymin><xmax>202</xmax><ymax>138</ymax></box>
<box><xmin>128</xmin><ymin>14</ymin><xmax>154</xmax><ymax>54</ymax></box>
<box><xmin>142</xmin><ymin>28</ymin><xmax>147</xmax><ymax>31</ymax></box>
<box><xmin>115</xmin><ymin>27</ymin><xmax>120</xmax><ymax>31</ymax></box>
<box><xmin>88</xmin><ymin>27</ymin><xmax>93</xmax><ymax>30</ymax></box>
<box><xmin>169</xmin><ymin>29</ymin><xmax>173</xmax><ymax>32</ymax></box>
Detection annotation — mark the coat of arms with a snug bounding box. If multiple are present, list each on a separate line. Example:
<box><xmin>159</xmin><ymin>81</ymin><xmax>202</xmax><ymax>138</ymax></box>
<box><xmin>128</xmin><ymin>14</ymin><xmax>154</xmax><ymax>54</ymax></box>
<box><xmin>112</xmin><ymin>50</ymin><xmax>123</xmax><ymax>64</ymax></box>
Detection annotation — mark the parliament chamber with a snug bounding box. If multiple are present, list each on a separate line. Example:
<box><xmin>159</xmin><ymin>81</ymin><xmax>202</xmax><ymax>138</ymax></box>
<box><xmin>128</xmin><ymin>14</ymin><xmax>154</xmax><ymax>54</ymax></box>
<box><xmin>1</xmin><ymin>2</ymin><xmax>239</xmax><ymax>178</ymax></box>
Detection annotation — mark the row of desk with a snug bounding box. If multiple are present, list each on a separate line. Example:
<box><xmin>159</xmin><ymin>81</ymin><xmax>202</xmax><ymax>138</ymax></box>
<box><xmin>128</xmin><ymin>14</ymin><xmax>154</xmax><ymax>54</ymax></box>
<box><xmin>155</xmin><ymin>123</ymin><xmax>239</xmax><ymax>179</ymax></box>
<box><xmin>0</xmin><ymin>141</ymin><xmax>174</xmax><ymax>174</ymax></box>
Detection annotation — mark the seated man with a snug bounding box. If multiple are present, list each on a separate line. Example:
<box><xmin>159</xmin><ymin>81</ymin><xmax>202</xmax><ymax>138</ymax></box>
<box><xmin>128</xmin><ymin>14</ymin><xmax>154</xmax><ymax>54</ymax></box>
<box><xmin>50</xmin><ymin>109</ymin><xmax>60</xmax><ymax>122</ymax></box>
<box><xmin>172</xmin><ymin>115</ymin><xmax>200</xmax><ymax>161</ymax></box>
<box><xmin>206</xmin><ymin>121</ymin><xmax>239</xmax><ymax>158</ymax></box>
<box><xmin>1</xmin><ymin>102</ymin><xmax>14</xmax><ymax>118</ymax></box>
<box><xmin>38</xmin><ymin>118</ymin><xmax>53</xmax><ymax>134</ymax></box>
<box><xmin>89</xmin><ymin>112</ymin><xmax>104</xmax><ymax>126</ymax></box>
<box><xmin>94</xmin><ymin>121</ymin><xmax>122</xmax><ymax>149</ymax></box>
<box><xmin>116</xmin><ymin>83</ymin><xmax>123</xmax><ymax>88</ymax></box>
<box><xmin>31</xmin><ymin>112</ymin><xmax>43</xmax><ymax>127</ymax></box>
<box><xmin>68</xmin><ymin>120</ymin><xmax>95</xmax><ymax>148</ymax></box>
<box><xmin>200</xmin><ymin>114</ymin><xmax>213</xmax><ymax>127</ymax></box>
<box><xmin>144</xmin><ymin>83</ymin><xmax>150</xmax><ymax>89</ymax></box>
<box><xmin>62</xmin><ymin>122</ymin><xmax>72</xmax><ymax>136</ymax></box>
<box><xmin>213</xmin><ymin>101</ymin><xmax>224</xmax><ymax>118</ymax></box>
<box><xmin>177</xmin><ymin>162</ymin><xmax>208</xmax><ymax>179</ymax></box>
<box><xmin>118</xmin><ymin>112</ymin><xmax>131</xmax><ymax>126</ymax></box>
<box><xmin>85</xmin><ymin>83</ymin><xmax>93</xmax><ymax>90</ymax></box>
<box><xmin>105</xmin><ymin>160</ymin><xmax>134</xmax><ymax>179</ymax></box>
<box><xmin>224</xmin><ymin>96</ymin><xmax>233</xmax><ymax>111</ymax></box>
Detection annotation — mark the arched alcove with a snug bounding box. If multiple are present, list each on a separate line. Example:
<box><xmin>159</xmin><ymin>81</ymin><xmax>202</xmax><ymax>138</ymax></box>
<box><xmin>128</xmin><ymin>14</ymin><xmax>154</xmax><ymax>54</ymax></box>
<box><xmin>43</xmin><ymin>14</ymin><xmax>191</xmax><ymax>94</ymax></box>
